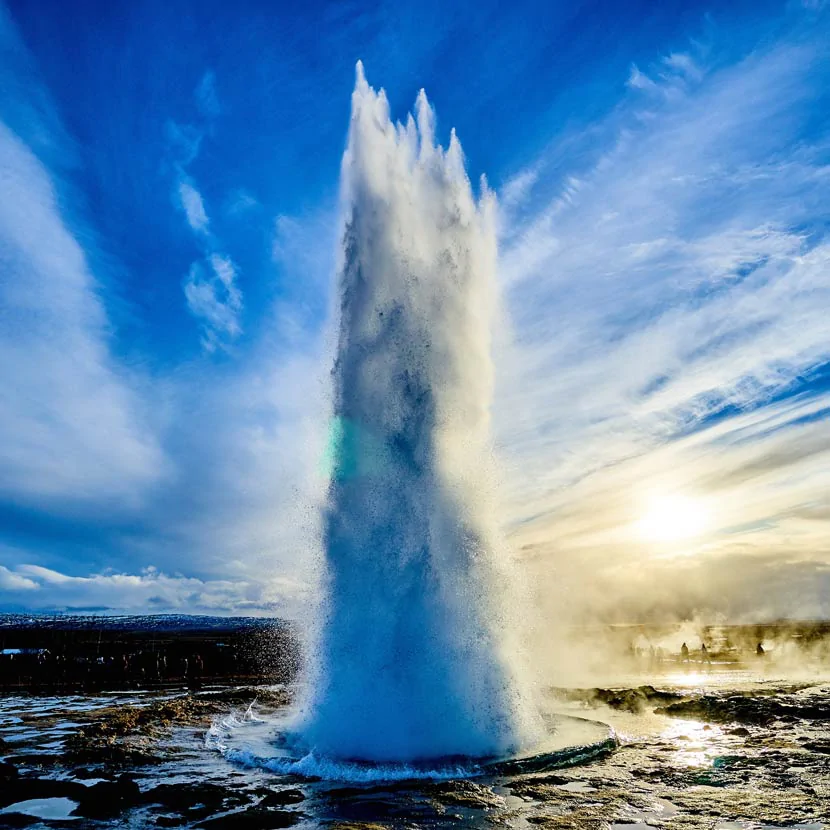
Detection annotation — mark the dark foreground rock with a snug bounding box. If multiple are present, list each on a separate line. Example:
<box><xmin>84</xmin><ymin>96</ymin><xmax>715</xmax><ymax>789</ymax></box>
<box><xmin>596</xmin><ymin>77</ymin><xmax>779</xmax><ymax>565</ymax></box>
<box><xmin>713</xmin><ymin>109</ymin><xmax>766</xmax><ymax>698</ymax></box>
<box><xmin>655</xmin><ymin>693</ymin><xmax>830</xmax><ymax>725</ymax></box>
<box><xmin>0</xmin><ymin>814</ymin><xmax>39</xmax><ymax>829</ymax></box>
<box><xmin>553</xmin><ymin>685</ymin><xmax>684</xmax><ymax>713</ymax></box>
<box><xmin>0</xmin><ymin>760</ymin><xmax>18</xmax><ymax>781</ymax></box>
<box><xmin>257</xmin><ymin>789</ymin><xmax>306</xmax><ymax>807</ymax></box>
<box><xmin>197</xmin><ymin>807</ymin><xmax>301</xmax><ymax>829</ymax></box>
<box><xmin>0</xmin><ymin>776</ymin><xmax>87</xmax><ymax>810</ymax></box>
<box><xmin>72</xmin><ymin>774</ymin><xmax>142</xmax><ymax>818</ymax></box>
<box><xmin>141</xmin><ymin>780</ymin><xmax>253</xmax><ymax>820</ymax></box>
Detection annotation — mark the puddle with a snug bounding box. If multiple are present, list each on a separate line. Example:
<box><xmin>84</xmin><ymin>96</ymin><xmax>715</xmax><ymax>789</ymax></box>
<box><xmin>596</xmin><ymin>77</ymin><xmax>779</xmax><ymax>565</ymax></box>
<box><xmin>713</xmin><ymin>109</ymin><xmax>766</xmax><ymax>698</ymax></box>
<box><xmin>0</xmin><ymin>797</ymin><xmax>80</xmax><ymax>820</ymax></box>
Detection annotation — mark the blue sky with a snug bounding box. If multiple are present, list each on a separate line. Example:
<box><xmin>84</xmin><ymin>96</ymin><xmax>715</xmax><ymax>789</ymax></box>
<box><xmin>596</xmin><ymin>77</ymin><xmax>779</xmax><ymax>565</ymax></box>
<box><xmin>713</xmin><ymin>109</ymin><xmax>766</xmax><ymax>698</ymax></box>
<box><xmin>0</xmin><ymin>0</ymin><xmax>828</xmax><ymax>620</ymax></box>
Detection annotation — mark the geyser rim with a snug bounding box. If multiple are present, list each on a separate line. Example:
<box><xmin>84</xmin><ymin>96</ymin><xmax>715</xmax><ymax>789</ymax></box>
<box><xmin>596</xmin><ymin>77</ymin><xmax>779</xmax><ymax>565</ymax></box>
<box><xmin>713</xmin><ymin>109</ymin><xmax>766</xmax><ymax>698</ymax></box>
<box><xmin>218</xmin><ymin>714</ymin><xmax>617</xmax><ymax>783</ymax></box>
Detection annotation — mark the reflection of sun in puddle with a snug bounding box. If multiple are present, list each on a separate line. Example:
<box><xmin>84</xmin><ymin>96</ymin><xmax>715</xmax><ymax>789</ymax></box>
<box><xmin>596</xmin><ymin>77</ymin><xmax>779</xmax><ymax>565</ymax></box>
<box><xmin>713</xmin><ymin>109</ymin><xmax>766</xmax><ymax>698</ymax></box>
<box><xmin>662</xmin><ymin>671</ymin><xmax>715</xmax><ymax>688</ymax></box>
<box><xmin>661</xmin><ymin>719</ymin><xmax>723</xmax><ymax>767</ymax></box>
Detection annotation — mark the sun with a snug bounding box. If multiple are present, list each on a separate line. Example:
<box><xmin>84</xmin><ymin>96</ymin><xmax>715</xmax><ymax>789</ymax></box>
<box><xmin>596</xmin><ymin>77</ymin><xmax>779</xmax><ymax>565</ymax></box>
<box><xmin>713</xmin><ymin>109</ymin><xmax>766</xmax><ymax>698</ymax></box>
<box><xmin>637</xmin><ymin>494</ymin><xmax>710</xmax><ymax>543</ymax></box>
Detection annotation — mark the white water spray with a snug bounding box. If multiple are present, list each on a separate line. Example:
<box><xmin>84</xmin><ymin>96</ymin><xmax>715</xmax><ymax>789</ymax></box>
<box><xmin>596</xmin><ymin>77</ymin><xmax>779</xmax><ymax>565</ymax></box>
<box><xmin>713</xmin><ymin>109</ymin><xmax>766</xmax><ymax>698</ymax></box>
<box><xmin>301</xmin><ymin>64</ymin><xmax>540</xmax><ymax>763</ymax></box>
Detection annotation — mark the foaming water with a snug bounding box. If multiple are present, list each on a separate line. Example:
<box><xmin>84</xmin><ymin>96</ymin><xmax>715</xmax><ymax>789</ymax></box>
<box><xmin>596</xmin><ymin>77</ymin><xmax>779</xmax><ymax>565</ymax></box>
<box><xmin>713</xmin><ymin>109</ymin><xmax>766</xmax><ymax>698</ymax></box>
<box><xmin>208</xmin><ymin>704</ymin><xmax>613</xmax><ymax>783</ymax></box>
<box><xmin>297</xmin><ymin>63</ymin><xmax>541</xmax><ymax>763</ymax></box>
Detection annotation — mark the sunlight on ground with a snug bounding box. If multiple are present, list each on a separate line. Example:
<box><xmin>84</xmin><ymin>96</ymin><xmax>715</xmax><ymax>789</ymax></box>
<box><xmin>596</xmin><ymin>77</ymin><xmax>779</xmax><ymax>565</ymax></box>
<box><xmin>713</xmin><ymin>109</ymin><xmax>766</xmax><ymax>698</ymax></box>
<box><xmin>660</xmin><ymin>719</ymin><xmax>723</xmax><ymax>768</ymax></box>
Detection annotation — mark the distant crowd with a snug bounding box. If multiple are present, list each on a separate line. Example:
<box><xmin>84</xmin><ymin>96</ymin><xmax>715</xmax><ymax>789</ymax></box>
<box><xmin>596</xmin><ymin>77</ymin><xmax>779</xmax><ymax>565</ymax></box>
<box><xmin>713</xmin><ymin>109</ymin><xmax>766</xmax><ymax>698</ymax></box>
<box><xmin>626</xmin><ymin>640</ymin><xmax>767</xmax><ymax>667</ymax></box>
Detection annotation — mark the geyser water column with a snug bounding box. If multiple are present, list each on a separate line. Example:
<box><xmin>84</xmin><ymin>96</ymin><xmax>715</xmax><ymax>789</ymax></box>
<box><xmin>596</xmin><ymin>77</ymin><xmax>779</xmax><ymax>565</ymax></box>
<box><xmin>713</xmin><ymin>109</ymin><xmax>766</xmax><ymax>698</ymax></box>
<box><xmin>301</xmin><ymin>64</ymin><xmax>541</xmax><ymax>764</ymax></box>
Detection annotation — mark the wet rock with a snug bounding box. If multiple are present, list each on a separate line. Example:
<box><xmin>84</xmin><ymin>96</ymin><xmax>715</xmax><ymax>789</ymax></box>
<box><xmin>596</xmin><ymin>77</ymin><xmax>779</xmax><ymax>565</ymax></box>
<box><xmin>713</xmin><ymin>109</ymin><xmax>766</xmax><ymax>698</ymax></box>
<box><xmin>63</xmin><ymin>688</ymin><xmax>290</xmax><ymax>765</ymax></box>
<box><xmin>257</xmin><ymin>789</ymin><xmax>306</xmax><ymax>807</ymax></box>
<box><xmin>142</xmin><ymin>781</ymin><xmax>248</xmax><ymax>813</ymax></box>
<box><xmin>656</xmin><ymin>783</ymin><xmax>822</xmax><ymax>824</ymax></box>
<box><xmin>325</xmin><ymin>799</ymin><xmax>409</xmax><ymax>821</ymax></box>
<box><xmin>728</xmin><ymin>727</ymin><xmax>750</xmax><ymax>737</ymax></box>
<box><xmin>526</xmin><ymin>805</ymin><xmax>611</xmax><ymax>829</ymax></box>
<box><xmin>510</xmin><ymin>781</ymin><xmax>575</xmax><ymax>802</ymax></box>
<box><xmin>0</xmin><ymin>777</ymin><xmax>87</xmax><ymax>810</ymax></box>
<box><xmin>423</xmin><ymin>780</ymin><xmax>505</xmax><ymax>809</ymax></box>
<box><xmin>72</xmin><ymin>773</ymin><xmax>142</xmax><ymax>818</ymax></box>
<box><xmin>155</xmin><ymin>817</ymin><xmax>188</xmax><ymax>828</ymax></box>
<box><xmin>207</xmin><ymin>688</ymin><xmax>292</xmax><ymax>709</ymax></box>
<box><xmin>326</xmin><ymin>825</ymin><xmax>386</xmax><ymax>830</ymax></box>
<box><xmin>552</xmin><ymin>685</ymin><xmax>684</xmax><ymax>713</ymax></box>
<box><xmin>0</xmin><ymin>760</ymin><xmax>18</xmax><ymax>781</ymax></box>
<box><xmin>71</xmin><ymin>766</ymin><xmax>110</xmax><ymax>779</ymax></box>
<box><xmin>2</xmin><ymin>753</ymin><xmax>62</xmax><ymax>769</ymax></box>
<box><xmin>0</xmin><ymin>813</ymin><xmax>38</xmax><ymax>829</ymax></box>
<box><xmin>197</xmin><ymin>807</ymin><xmax>300</xmax><ymax>829</ymax></box>
<box><xmin>801</xmin><ymin>739</ymin><xmax>830</xmax><ymax>754</ymax></box>
<box><xmin>538</xmin><ymin>775</ymin><xmax>572</xmax><ymax>785</ymax></box>
<box><xmin>655</xmin><ymin>693</ymin><xmax>830</xmax><ymax>726</ymax></box>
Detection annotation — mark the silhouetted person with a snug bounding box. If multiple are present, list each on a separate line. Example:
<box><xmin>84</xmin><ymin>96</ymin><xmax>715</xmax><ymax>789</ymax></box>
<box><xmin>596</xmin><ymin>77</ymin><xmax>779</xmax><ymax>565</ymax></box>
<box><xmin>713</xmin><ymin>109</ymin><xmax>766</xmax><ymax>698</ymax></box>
<box><xmin>701</xmin><ymin>643</ymin><xmax>711</xmax><ymax>664</ymax></box>
<box><xmin>680</xmin><ymin>642</ymin><xmax>689</xmax><ymax>662</ymax></box>
<box><xmin>756</xmin><ymin>642</ymin><xmax>765</xmax><ymax>656</ymax></box>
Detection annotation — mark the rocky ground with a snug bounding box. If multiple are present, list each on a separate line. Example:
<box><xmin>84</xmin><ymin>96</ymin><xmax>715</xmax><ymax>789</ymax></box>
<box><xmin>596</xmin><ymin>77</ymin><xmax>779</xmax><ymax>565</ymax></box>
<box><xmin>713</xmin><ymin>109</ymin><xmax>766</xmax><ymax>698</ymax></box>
<box><xmin>0</xmin><ymin>680</ymin><xmax>828</xmax><ymax>829</ymax></box>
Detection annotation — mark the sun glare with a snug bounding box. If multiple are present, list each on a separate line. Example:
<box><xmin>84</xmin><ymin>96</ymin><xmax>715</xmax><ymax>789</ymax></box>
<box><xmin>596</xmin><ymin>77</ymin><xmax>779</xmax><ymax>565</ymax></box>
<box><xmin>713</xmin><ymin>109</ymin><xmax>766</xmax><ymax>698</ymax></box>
<box><xmin>637</xmin><ymin>494</ymin><xmax>710</xmax><ymax>543</ymax></box>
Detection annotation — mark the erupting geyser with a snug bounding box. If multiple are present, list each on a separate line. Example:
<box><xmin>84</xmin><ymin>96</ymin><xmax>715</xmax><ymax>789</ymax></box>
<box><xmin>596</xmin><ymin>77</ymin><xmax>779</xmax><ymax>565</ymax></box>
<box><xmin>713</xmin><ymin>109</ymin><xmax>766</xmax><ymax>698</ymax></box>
<box><xmin>300</xmin><ymin>64</ymin><xmax>541</xmax><ymax>763</ymax></box>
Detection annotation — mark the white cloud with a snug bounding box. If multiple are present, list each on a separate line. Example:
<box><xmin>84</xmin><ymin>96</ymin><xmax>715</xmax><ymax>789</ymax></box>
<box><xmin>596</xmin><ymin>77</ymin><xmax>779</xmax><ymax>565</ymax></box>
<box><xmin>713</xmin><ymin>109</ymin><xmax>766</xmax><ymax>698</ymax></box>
<box><xmin>0</xmin><ymin>563</ymin><xmax>309</xmax><ymax>615</ymax></box>
<box><xmin>0</xmin><ymin>119</ymin><xmax>166</xmax><ymax>510</ymax></box>
<box><xmin>177</xmin><ymin>179</ymin><xmax>209</xmax><ymax>232</ymax></box>
<box><xmin>0</xmin><ymin>565</ymin><xmax>37</xmax><ymax>591</ymax></box>
<box><xmin>663</xmin><ymin>51</ymin><xmax>703</xmax><ymax>81</ymax></box>
<box><xmin>627</xmin><ymin>64</ymin><xmax>658</xmax><ymax>91</ymax></box>
<box><xmin>226</xmin><ymin>188</ymin><xmax>259</xmax><ymax>215</ymax></box>
<box><xmin>500</xmin><ymin>166</ymin><xmax>540</xmax><ymax>210</ymax></box>
<box><xmin>183</xmin><ymin>256</ymin><xmax>243</xmax><ymax>351</ymax></box>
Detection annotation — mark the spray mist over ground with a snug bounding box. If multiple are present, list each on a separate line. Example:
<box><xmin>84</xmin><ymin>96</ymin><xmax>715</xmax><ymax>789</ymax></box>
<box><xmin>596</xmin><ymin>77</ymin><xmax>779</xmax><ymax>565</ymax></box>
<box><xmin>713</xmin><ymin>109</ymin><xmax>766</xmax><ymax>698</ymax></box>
<box><xmin>300</xmin><ymin>64</ymin><xmax>540</xmax><ymax>763</ymax></box>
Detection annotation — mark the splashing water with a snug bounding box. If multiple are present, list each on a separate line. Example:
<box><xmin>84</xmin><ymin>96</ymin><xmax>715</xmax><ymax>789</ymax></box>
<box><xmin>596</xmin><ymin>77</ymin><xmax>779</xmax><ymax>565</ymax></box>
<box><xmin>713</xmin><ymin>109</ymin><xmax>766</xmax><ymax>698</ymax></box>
<box><xmin>299</xmin><ymin>64</ymin><xmax>541</xmax><ymax>763</ymax></box>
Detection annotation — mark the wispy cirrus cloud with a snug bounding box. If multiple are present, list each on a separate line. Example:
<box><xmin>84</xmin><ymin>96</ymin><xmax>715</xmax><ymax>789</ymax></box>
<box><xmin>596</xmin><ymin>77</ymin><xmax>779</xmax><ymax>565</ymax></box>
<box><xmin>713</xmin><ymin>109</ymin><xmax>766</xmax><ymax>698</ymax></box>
<box><xmin>177</xmin><ymin>179</ymin><xmax>210</xmax><ymax>233</ymax></box>
<box><xmin>183</xmin><ymin>252</ymin><xmax>243</xmax><ymax>349</ymax></box>
<box><xmin>496</xmin><ymin>14</ymin><xmax>830</xmax><ymax>621</ymax></box>
<box><xmin>0</xmin><ymin>12</ymin><xmax>166</xmax><ymax>514</ymax></box>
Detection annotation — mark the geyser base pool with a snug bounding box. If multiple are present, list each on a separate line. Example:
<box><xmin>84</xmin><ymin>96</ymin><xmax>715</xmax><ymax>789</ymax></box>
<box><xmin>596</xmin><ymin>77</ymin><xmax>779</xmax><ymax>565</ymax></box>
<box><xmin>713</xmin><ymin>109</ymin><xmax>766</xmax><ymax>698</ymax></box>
<box><xmin>208</xmin><ymin>707</ymin><xmax>615</xmax><ymax>783</ymax></box>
